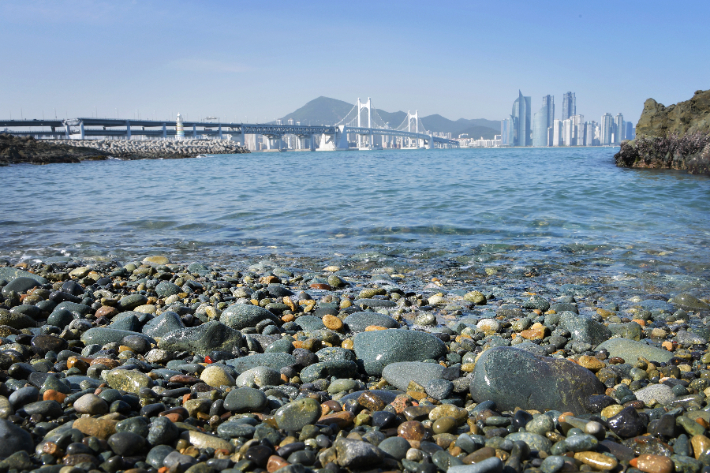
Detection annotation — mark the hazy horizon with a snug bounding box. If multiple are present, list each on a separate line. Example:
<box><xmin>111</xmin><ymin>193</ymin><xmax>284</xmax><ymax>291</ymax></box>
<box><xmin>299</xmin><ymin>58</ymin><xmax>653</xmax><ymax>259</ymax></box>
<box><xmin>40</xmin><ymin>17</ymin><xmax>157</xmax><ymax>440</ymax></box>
<box><xmin>2</xmin><ymin>0</ymin><xmax>709</xmax><ymax>125</ymax></box>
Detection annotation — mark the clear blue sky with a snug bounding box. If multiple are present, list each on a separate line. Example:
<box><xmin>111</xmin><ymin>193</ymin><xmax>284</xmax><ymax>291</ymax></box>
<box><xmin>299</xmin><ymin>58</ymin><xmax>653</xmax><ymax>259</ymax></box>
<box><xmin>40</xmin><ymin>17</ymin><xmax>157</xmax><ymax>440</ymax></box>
<box><xmin>2</xmin><ymin>0</ymin><xmax>708</xmax><ymax>125</ymax></box>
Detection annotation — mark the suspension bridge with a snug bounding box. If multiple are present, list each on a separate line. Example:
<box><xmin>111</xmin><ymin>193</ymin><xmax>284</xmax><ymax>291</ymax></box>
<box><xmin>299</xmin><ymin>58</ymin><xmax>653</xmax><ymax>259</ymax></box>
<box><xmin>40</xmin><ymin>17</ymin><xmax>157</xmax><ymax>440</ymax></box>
<box><xmin>0</xmin><ymin>98</ymin><xmax>459</xmax><ymax>151</ymax></box>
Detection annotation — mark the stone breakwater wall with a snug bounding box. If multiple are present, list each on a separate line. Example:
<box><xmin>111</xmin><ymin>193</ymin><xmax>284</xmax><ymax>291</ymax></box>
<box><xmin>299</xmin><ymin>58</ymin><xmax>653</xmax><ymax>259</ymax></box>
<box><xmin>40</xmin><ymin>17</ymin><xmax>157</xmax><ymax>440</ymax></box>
<box><xmin>59</xmin><ymin>138</ymin><xmax>249</xmax><ymax>160</ymax></box>
<box><xmin>615</xmin><ymin>89</ymin><xmax>710</xmax><ymax>175</ymax></box>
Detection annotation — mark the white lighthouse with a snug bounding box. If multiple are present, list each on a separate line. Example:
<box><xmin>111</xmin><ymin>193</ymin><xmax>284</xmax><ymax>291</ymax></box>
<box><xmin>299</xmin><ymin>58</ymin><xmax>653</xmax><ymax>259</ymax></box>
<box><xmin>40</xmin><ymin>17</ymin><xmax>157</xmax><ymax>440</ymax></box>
<box><xmin>176</xmin><ymin>113</ymin><xmax>184</xmax><ymax>140</ymax></box>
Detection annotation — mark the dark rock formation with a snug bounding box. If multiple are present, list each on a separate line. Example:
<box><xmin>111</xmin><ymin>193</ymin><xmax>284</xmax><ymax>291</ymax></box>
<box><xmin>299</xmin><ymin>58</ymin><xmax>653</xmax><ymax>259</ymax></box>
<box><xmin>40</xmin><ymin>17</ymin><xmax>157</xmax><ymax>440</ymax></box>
<box><xmin>0</xmin><ymin>134</ymin><xmax>249</xmax><ymax>166</ymax></box>
<box><xmin>615</xmin><ymin>89</ymin><xmax>710</xmax><ymax>175</ymax></box>
<box><xmin>0</xmin><ymin>134</ymin><xmax>106</xmax><ymax>165</ymax></box>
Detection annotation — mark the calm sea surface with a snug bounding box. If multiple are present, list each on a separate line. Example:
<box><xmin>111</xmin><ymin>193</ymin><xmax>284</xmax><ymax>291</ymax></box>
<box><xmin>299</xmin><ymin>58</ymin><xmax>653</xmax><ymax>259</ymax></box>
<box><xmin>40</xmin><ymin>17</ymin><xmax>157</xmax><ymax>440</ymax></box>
<box><xmin>1</xmin><ymin>147</ymin><xmax>709</xmax><ymax>290</ymax></box>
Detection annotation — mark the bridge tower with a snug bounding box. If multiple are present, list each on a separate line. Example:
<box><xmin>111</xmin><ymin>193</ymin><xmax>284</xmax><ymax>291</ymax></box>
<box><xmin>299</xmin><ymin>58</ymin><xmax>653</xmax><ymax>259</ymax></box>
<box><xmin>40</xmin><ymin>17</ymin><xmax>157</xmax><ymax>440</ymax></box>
<box><xmin>357</xmin><ymin>97</ymin><xmax>373</xmax><ymax>149</ymax></box>
<box><xmin>406</xmin><ymin>111</ymin><xmax>419</xmax><ymax>147</ymax></box>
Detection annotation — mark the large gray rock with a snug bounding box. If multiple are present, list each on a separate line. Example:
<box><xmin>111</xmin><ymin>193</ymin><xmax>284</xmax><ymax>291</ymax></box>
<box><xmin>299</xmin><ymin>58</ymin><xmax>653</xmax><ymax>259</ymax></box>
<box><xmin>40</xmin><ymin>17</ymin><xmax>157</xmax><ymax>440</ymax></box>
<box><xmin>1</xmin><ymin>277</ymin><xmax>41</xmax><ymax>297</ymax></box>
<box><xmin>220</xmin><ymin>304</ymin><xmax>279</xmax><ymax>330</ymax></box>
<box><xmin>470</xmin><ymin>347</ymin><xmax>605</xmax><ymax>413</ymax></box>
<box><xmin>0</xmin><ymin>267</ymin><xmax>47</xmax><ymax>285</ymax></box>
<box><xmin>382</xmin><ymin>361</ymin><xmax>445</xmax><ymax>391</ymax></box>
<box><xmin>158</xmin><ymin>321</ymin><xmax>244</xmax><ymax>356</ymax></box>
<box><xmin>595</xmin><ymin>338</ymin><xmax>673</xmax><ymax>363</ymax></box>
<box><xmin>142</xmin><ymin>311</ymin><xmax>185</xmax><ymax>339</ymax></box>
<box><xmin>669</xmin><ymin>293</ymin><xmax>710</xmax><ymax>311</ymax></box>
<box><xmin>353</xmin><ymin>329</ymin><xmax>447</xmax><ymax>375</ymax></box>
<box><xmin>0</xmin><ymin>418</ymin><xmax>34</xmax><ymax>458</ymax></box>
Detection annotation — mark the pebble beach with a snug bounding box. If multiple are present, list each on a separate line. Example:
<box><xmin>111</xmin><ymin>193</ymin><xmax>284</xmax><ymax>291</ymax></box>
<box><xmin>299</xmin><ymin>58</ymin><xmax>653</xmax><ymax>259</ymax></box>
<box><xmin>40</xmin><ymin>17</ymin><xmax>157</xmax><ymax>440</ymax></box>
<box><xmin>0</xmin><ymin>249</ymin><xmax>709</xmax><ymax>473</ymax></box>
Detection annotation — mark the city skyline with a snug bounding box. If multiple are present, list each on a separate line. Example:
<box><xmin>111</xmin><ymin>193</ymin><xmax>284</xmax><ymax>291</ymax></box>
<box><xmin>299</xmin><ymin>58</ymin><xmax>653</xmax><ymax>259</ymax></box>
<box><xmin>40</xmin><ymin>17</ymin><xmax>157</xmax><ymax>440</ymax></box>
<box><xmin>500</xmin><ymin>90</ymin><xmax>633</xmax><ymax>147</ymax></box>
<box><xmin>2</xmin><ymin>1</ymin><xmax>709</xmax><ymax>125</ymax></box>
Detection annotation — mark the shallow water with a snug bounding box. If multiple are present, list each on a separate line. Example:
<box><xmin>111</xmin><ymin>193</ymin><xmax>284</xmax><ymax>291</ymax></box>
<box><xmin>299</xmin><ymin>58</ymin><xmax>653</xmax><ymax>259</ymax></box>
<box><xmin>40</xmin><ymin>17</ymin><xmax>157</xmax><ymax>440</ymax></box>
<box><xmin>1</xmin><ymin>147</ymin><xmax>709</xmax><ymax>292</ymax></box>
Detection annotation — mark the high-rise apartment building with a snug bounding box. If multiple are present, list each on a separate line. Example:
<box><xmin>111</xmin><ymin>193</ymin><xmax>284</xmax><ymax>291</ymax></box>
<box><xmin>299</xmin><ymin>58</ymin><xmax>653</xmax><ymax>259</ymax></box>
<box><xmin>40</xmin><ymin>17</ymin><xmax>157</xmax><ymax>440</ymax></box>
<box><xmin>552</xmin><ymin>120</ymin><xmax>563</xmax><ymax>147</ymax></box>
<box><xmin>532</xmin><ymin>94</ymin><xmax>554</xmax><ymax>147</ymax></box>
<box><xmin>561</xmin><ymin>92</ymin><xmax>576</xmax><ymax>120</ymax></box>
<box><xmin>585</xmin><ymin>121</ymin><xmax>596</xmax><ymax>146</ymax></box>
<box><xmin>614</xmin><ymin>113</ymin><xmax>624</xmax><ymax>144</ymax></box>
<box><xmin>601</xmin><ymin>113</ymin><xmax>613</xmax><ymax>145</ymax></box>
<box><xmin>625</xmin><ymin>121</ymin><xmax>635</xmax><ymax>140</ymax></box>
<box><xmin>511</xmin><ymin>91</ymin><xmax>532</xmax><ymax>146</ymax></box>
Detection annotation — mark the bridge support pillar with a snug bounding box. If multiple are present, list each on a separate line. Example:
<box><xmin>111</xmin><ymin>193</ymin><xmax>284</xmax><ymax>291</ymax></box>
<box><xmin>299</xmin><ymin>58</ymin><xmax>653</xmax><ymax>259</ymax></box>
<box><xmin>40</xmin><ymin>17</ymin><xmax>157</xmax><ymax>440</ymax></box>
<box><xmin>336</xmin><ymin>126</ymin><xmax>349</xmax><ymax>150</ymax></box>
<box><xmin>219</xmin><ymin>125</ymin><xmax>223</xmax><ymax>140</ymax></box>
<box><xmin>427</xmin><ymin>135</ymin><xmax>434</xmax><ymax>149</ymax></box>
<box><xmin>126</xmin><ymin>121</ymin><xmax>131</xmax><ymax>140</ymax></box>
<box><xmin>240</xmin><ymin>130</ymin><xmax>246</xmax><ymax>147</ymax></box>
<box><xmin>65</xmin><ymin>123</ymin><xmax>70</xmax><ymax>139</ymax></box>
<box><xmin>80</xmin><ymin>121</ymin><xmax>85</xmax><ymax>140</ymax></box>
<box><xmin>310</xmin><ymin>134</ymin><xmax>316</xmax><ymax>151</ymax></box>
<box><xmin>162</xmin><ymin>124</ymin><xmax>167</xmax><ymax>139</ymax></box>
<box><xmin>193</xmin><ymin>125</ymin><xmax>197</xmax><ymax>138</ymax></box>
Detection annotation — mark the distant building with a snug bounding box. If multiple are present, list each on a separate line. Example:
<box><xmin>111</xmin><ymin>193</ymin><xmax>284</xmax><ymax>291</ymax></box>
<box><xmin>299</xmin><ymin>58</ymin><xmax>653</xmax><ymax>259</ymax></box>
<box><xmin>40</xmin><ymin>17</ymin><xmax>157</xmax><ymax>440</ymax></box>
<box><xmin>614</xmin><ymin>113</ymin><xmax>624</xmax><ymax>144</ymax></box>
<box><xmin>625</xmin><ymin>121</ymin><xmax>635</xmax><ymax>140</ymax></box>
<box><xmin>532</xmin><ymin>94</ymin><xmax>554</xmax><ymax>147</ymax></box>
<box><xmin>501</xmin><ymin>119</ymin><xmax>513</xmax><ymax>146</ymax></box>
<box><xmin>561</xmin><ymin>92</ymin><xmax>576</xmax><ymax>120</ymax></box>
<box><xmin>511</xmin><ymin>90</ymin><xmax>532</xmax><ymax>146</ymax></box>
<box><xmin>570</xmin><ymin>115</ymin><xmax>584</xmax><ymax>146</ymax></box>
<box><xmin>552</xmin><ymin>120</ymin><xmax>563</xmax><ymax>147</ymax></box>
<box><xmin>601</xmin><ymin>113</ymin><xmax>613</xmax><ymax>145</ymax></box>
<box><xmin>585</xmin><ymin>121</ymin><xmax>596</xmax><ymax>146</ymax></box>
<box><xmin>562</xmin><ymin>119</ymin><xmax>573</xmax><ymax>146</ymax></box>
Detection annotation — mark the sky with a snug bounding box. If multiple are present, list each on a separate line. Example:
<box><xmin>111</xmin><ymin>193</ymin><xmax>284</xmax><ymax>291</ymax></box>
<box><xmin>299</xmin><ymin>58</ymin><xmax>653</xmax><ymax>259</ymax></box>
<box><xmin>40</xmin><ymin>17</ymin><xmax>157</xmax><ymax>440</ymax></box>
<box><xmin>2</xmin><ymin>0</ymin><xmax>709</xmax><ymax>125</ymax></box>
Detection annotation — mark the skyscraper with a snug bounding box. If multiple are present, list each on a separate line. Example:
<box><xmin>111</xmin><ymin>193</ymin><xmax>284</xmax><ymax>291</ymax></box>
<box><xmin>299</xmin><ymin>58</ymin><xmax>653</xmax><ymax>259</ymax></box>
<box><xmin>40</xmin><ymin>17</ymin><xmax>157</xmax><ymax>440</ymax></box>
<box><xmin>601</xmin><ymin>113</ymin><xmax>613</xmax><ymax>145</ymax></box>
<box><xmin>532</xmin><ymin>95</ymin><xmax>554</xmax><ymax>147</ymax></box>
<box><xmin>561</xmin><ymin>92</ymin><xmax>576</xmax><ymax>120</ymax></box>
<box><xmin>552</xmin><ymin>120</ymin><xmax>563</xmax><ymax>147</ymax></box>
<box><xmin>625</xmin><ymin>121</ymin><xmax>635</xmax><ymax>140</ymax></box>
<box><xmin>614</xmin><ymin>113</ymin><xmax>624</xmax><ymax>144</ymax></box>
<box><xmin>511</xmin><ymin>90</ymin><xmax>531</xmax><ymax>146</ymax></box>
<box><xmin>501</xmin><ymin>119</ymin><xmax>512</xmax><ymax>146</ymax></box>
<box><xmin>585</xmin><ymin>121</ymin><xmax>596</xmax><ymax>146</ymax></box>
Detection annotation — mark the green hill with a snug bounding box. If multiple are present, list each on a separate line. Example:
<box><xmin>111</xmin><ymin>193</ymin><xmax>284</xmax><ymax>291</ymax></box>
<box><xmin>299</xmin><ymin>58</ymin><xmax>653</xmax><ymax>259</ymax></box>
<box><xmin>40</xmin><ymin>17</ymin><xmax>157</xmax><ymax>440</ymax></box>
<box><xmin>278</xmin><ymin>96</ymin><xmax>501</xmax><ymax>136</ymax></box>
<box><xmin>453</xmin><ymin>125</ymin><xmax>500</xmax><ymax>140</ymax></box>
<box><xmin>280</xmin><ymin>96</ymin><xmax>354</xmax><ymax>125</ymax></box>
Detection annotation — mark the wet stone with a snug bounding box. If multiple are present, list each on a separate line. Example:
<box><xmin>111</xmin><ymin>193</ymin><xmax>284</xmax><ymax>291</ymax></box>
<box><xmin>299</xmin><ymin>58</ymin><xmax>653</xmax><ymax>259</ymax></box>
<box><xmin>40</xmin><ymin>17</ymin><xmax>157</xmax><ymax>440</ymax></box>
<box><xmin>223</xmin><ymin>387</ymin><xmax>268</xmax><ymax>413</ymax></box>
<box><xmin>274</xmin><ymin>397</ymin><xmax>321</xmax><ymax>432</ymax></box>
<box><xmin>470</xmin><ymin>347</ymin><xmax>605</xmax><ymax>413</ymax></box>
<box><xmin>353</xmin><ymin>329</ymin><xmax>447</xmax><ymax>375</ymax></box>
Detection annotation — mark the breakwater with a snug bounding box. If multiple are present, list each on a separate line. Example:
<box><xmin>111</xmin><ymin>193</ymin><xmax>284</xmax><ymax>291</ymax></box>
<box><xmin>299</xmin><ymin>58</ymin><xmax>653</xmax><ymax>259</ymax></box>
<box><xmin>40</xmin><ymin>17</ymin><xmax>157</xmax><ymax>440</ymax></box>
<box><xmin>60</xmin><ymin>138</ymin><xmax>249</xmax><ymax>160</ymax></box>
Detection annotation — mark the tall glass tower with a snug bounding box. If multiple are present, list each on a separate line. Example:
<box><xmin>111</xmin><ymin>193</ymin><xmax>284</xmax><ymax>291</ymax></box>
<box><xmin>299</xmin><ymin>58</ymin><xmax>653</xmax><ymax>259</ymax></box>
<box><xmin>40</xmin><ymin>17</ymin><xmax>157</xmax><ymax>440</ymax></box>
<box><xmin>532</xmin><ymin>95</ymin><xmax>553</xmax><ymax>147</ymax></box>
<box><xmin>601</xmin><ymin>113</ymin><xmax>613</xmax><ymax>145</ymax></box>
<box><xmin>561</xmin><ymin>92</ymin><xmax>576</xmax><ymax>120</ymax></box>
<box><xmin>512</xmin><ymin>91</ymin><xmax>531</xmax><ymax>146</ymax></box>
<box><xmin>614</xmin><ymin>113</ymin><xmax>624</xmax><ymax>144</ymax></box>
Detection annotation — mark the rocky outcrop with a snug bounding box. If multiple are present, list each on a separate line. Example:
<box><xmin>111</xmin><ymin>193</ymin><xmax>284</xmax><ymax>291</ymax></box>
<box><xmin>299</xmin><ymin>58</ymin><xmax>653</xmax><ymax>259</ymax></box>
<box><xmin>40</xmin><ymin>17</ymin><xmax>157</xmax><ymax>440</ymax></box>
<box><xmin>615</xmin><ymin>89</ymin><xmax>710</xmax><ymax>175</ymax></box>
<box><xmin>0</xmin><ymin>134</ymin><xmax>249</xmax><ymax>166</ymax></box>
<box><xmin>0</xmin><ymin>134</ymin><xmax>105</xmax><ymax>165</ymax></box>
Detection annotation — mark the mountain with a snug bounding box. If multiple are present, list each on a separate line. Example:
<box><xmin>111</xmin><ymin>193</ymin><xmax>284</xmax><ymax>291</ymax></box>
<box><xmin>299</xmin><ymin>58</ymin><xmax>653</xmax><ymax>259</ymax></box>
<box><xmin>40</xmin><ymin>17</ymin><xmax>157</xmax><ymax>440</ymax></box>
<box><xmin>453</xmin><ymin>125</ymin><xmax>499</xmax><ymax>140</ymax></box>
<box><xmin>280</xmin><ymin>96</ymin><xmax>353</xmax><ymax>126</ymax></box>
<box><xmin>279</xmin><ymin>96</ymin><xmax>500</xmax><ymax>137</ymax></box>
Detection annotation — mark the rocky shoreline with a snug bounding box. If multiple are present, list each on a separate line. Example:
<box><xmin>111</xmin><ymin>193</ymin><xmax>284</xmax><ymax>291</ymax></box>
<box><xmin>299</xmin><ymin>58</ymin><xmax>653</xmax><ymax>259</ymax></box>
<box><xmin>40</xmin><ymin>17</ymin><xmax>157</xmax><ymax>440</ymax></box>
<box><xmin>0</xmin><ymin>135</ymin><xmax>248</xmax><ymax>166</ymax></box>
<box><xmin>614</xmin><ymin>90</ymin><xmax>710</xmax><ymax>175</ymax></box>
<box><xmin>0</xmin><ymin>255</ymin><xmax>708</xmax><ymax>473</ymax></box>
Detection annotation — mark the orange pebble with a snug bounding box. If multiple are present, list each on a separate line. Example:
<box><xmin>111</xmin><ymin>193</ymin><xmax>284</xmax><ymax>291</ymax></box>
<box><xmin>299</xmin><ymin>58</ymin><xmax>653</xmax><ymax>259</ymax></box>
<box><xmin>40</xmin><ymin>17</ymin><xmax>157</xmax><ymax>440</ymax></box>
<box><xmin>632</xmin><ymin>319</ymin><xmax>646</xmax><ymax>327</ymax></box>
<box><xmin>43</xmin><ymin>390</ymin><xmax>66</xmax><ymax>403</ymax></box>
